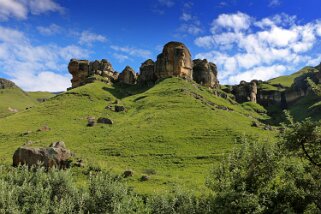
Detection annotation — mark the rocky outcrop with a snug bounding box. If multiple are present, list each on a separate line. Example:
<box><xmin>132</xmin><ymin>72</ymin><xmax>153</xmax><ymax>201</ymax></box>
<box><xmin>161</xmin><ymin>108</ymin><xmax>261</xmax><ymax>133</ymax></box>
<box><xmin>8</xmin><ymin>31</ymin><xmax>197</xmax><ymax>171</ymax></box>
<box><xmin>192</xmin><ymin>59</ymin><xmax>219</xmax><ymax>88</ymax></box>
<box><xmin>68</xmin><ymin>59</ymin><xmax>117</xmax><ymax>88</ymax></box>
<box><xmin>232</xmin><ymin>81</ymin><xmax>257</xmax><ymax>103</ymax></box>
<box><xmin>118</xmin><ymin>66</ymin><xmax>137</xmax><ymax>85</ymax></box>
<box><xmin>155</xmin><ymin>41</ymin><xmax>193</xmax><ymax>79</ymax></box>
<box><xmin>13</xmin><ymin>141</ymin><xmax>72</xmax><ymax>169</ymax></box>
<box><xmin>0</xmin><ymin>78</ymin><xmax>18</xmax><ymax>89</ymax></box>
<box><xmin>138</xmin><ymin>59</ymin><xmax>156</xmax><ymax>85</ymax></box>
<box><xmin>250</xmin><ymin>81</ymin><xmax>257</xmax><ymax>103</ymax></box>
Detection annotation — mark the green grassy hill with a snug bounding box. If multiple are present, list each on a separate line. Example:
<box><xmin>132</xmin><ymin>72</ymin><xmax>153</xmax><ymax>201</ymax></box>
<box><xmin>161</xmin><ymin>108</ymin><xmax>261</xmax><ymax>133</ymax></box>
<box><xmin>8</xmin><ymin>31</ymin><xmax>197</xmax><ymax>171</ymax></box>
<box><xmin>0</xmin><ymin>77</ymin><xmax>276</xmax><ymax>194</ymax></box>
<box><xmin>268</xmin><ymin>66</ymin><xmax>318</xmax><ymax>88</ymax></box>
<box><xmin>0</xmin><ymin>88</ymin><xmax>37</xmax><ymax>118</ymax></box>
<box><xmin>27</xmin><ymin>91</ymin><xmax>56</xmax><ymax>102</ymax></box>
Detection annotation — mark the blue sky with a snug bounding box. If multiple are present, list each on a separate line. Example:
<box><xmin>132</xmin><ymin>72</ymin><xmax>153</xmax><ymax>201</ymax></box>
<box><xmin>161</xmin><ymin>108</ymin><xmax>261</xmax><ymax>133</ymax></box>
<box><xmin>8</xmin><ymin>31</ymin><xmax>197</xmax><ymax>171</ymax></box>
<box><xmin>1</xmin><ymin>0</ymin><xmax>321</xmax><ymax>91</ymax></box>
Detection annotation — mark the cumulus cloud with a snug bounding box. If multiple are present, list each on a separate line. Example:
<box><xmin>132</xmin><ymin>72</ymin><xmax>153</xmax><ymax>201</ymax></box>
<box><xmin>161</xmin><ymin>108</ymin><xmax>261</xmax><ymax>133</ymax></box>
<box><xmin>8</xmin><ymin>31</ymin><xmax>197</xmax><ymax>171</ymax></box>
<box><xmin>0</xmin><ymin>0</ymin><xmax>63</xmax><ymax>21</ymax></box>
<box><xmin>195</xmin><ymin>12</ymin><xmax>321</xmax><ymax>84</ymax></box>
<box><xmin>0</xmin><ymin>26</ymin><xmax>89</xmax><ymax>91</ymax></box>
<box><xmin>78</xmin><ymin>31</ymin><xmax>107</xmax><ymax>46</ymax></box>
<box><xmin>211</xmin><ymin>12</ymin><xmax>251</xmax><ymax>33</ymax></box>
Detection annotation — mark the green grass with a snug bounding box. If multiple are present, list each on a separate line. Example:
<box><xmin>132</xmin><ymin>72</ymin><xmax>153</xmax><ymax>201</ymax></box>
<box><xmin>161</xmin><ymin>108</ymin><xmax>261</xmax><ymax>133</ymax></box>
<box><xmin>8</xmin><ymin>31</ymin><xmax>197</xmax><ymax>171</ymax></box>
<box><xmin>27</xmin><ymin>91</ymin><xmax>56</xmax><ymax>102</ymax></box>
<box><xmin>241</xmin><ymin>102</ymin><xmax>267</xmax><ymax>114</ymax></box>
<box><xmin>268</xmin><ymin>66</ymin><xmax>318</xmax><ymax>88</ymax></box>
<box><xmin>0</xmin><ymin>88</ymin><xmax>37</xmax><ymax>118</ymax></box>
<box><xmin>0</xmin><ymin>77</ymin><xmax>276</xmax><ymax>194</ymax></box>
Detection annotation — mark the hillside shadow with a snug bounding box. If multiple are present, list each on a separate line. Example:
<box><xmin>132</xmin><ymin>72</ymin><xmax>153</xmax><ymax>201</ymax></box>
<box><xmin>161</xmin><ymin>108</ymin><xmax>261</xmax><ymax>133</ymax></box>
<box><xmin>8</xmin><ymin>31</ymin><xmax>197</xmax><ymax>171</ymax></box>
<box><xmin>103</xmin><ymin>83</ymin><xmax>153</xmax><ymax>99</ymax></box>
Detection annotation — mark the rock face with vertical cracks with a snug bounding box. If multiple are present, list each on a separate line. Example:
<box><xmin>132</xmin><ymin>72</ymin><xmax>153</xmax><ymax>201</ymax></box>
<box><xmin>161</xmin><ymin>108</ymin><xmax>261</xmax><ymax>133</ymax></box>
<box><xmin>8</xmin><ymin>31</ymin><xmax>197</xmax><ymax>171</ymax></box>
<box><xmin>232</xmin><ymin>80</ymin><xmax>258</xmax><ymax>103</ymax></box>
<box><xmin>118</xmin><ymin>66</ymin><xmax>137</xmax><ymax>85</ymax></box>
<box><xmin>155</xmin><ymin>41</ymin><xmax>193</xmax><ymax>80</ymax></box>
<box><xmin>138</xmin><ymin>59</ymin><xmax>157</xmax><ymax>86</ymax></box>
<box><xmin>192</xmin><ymin>59</ymin><xmax>219</xmax><ymax>88</ymax></box>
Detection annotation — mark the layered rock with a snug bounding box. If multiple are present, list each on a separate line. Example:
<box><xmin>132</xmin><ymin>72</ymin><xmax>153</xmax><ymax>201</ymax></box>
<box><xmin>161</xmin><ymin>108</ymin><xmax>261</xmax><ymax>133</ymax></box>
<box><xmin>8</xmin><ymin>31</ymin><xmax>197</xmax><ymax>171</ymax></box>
<box><xmin>138</xmin><ymin>59</ymin><xmax>156</xmax><ymax>85</ymax></box>
<box><xmin>13</xmin><ymin>141</ymin><xmax>72</xmax><ymax>169</ymax></box>
<box><xmin>192</xmin><ymin>59</ymin><xmax>219</xmax><ymax>88</ymax></box>
<box><xmin>68</xmin><ymin>59</ymin><xmax>117</xmax><ymax>88</ymax></box>
<box><xmin>232</xmin><ymin>80</ymin><xmax>258</xmax><ymax>103</ymax></box>
<box><xmin>118</xmin><ymin>66</ymin><xmax>137</xmax><ymax>85</ymax></box>
<box><xmin>155</xmin><ymin>41</ymin><xmax>193</xmax><ymax>79</ymax></box>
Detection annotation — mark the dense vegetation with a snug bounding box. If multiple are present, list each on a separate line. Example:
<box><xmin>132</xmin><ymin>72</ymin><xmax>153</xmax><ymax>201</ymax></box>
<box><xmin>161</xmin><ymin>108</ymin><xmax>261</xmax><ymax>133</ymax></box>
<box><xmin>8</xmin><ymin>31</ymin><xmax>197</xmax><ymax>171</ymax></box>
<box><xmin>1</xmin><ymin>115</ymin><xmax>320</xmax><ymax>213</ymax></box>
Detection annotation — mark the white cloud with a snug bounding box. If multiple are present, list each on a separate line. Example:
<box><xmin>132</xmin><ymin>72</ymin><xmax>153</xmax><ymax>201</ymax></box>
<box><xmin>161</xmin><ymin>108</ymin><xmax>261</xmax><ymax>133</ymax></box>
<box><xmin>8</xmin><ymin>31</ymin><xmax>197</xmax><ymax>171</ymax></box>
<box><xmin>180</xmin><ymin>12</ymin><xmax>192</xmax><ymax>21</ymax></box>
<box><xmin>0</xmin><ymin>26</ymin><xmax>89</xmax><ymax>91</ymax></box>
<box><xmin>195</xmin><ymin>12</ymin><xmax>321</xmax><ymax>84</ymax></box>
<box><xmin>78</xmin><ymin>31</ymin><xmax>107</xmax><ymax>46</ymax></box>
<box><xmin>228</xmin><ymin>65</ymin><xmax>287</xmax><ymax>84</ymax></box>
<box><xmin>113</xmin><ymin>53</ymin><xmax>129</xmax><ymax>63</ymax></box>
<box><xmin>0</xmin><ymin>0</ymin><xmax>63</xmax><ymax>21</ymax></box>
<box><xmin>269</xmin><ymin>0</ymin><xmax>281</xmax><ymax>7</ymax></box>
<box><xmin>37</xmin><ymin>24</ymin><xmax>61</xmax><ymax>35</ymax></box>
<box><xmin>177</xmin><ymin>2</ymin><xmax>202</xmax><ymax>36</ymax></box>
<box><xmin>211</xmin><ymin>12</ymin><xmax>251</xmax><ymax>33</ymax></box>
<box><xmin>110</xmin><ymin>45</ymin><xmax>151</xmax><ymax>59</ymax></box>
<box><xmin>28</xmin><ymin>0</ymin><xmax>63</xmax><ymax>15</ymax></box>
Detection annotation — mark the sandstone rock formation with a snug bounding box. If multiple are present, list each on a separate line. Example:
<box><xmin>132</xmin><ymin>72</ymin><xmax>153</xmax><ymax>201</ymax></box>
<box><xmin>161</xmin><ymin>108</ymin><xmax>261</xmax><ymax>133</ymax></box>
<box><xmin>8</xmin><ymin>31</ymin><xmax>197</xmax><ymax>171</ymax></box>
<box><xmin>138</xmin><ymin>59</ymin><xmax>156</xmax><ymax>85</ymax></box>
<box><xmin>250</xmin><ymin>81</ymin><xmax>257</xmax><ymax>103</ymax></box>
<box><xmin>0</xmin><ymin>78</ymin><xmax>18</xmax><ymax>89</ymax></box>
<box><xmin>232</xmin><ymin>80</ymin><xmax>258</xmax><ymax>103</ymax></box>
<box><xmin>118</xmin><ymin>66</ymin><xmax>137</xmax><ymax>84</ymax></box>
<box><xmin>155</xmin><ymin>41</ymin><xmax>193</xmax><ymax>79</ymax></box>
<box><xmin>192</xmin><ymin>59</ymin><xmax>219</xmax><ymax>88</ymax></box>
<box><xmin>68</xmin><ymin>59</ymin><xmax>117</xmax><ymax>88</ymax></box>
<box><xmin>13</xmin><ymin>141</ymin><xmax>72</xmax><ymax>169</ymax></box>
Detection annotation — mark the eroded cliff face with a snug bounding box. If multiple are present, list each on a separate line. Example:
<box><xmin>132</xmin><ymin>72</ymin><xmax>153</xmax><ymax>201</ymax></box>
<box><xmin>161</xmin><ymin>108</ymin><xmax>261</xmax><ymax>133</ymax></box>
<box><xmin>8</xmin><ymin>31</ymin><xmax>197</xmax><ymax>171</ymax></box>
<box><xmin>192</xmin><ymin>59</ymin><xmax>219</xmax><ymax>89</ymax></box>
<box><xmin>118</xmin><ymin>66</ymin><xmax>137</xmax><ymax>85</ymax></box>
<box><xmin>68</xmin><ymin>59</ymin><xmax>118</xmax><ymax>89</ymax></box>
<box><xmin>138</xmin><ymin>59</ymin><xmax>156</xmax><ymax>86</ymax></box>
<box><xmin>155</xmin><ymin>42</ymin><xmax>193</xmax><ymax>79</ymax></box>
<box><xmin>232</xmin><ymin>80</ymin><xmax>258</xmax><ymax>103</ymax></box>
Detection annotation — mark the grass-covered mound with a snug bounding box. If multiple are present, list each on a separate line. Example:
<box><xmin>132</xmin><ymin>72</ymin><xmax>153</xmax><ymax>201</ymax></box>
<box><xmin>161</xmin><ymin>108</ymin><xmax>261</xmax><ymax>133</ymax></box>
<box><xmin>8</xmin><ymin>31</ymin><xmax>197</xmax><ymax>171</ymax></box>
<box><xmin>0</xmin><ymin>77</ymin><xmax>276</xmax><ymax>194</ymax></box>
<box><xmin>0</xmin><ymin>88</ymin><xmax>37</xmax><ymax>118</ymax></box>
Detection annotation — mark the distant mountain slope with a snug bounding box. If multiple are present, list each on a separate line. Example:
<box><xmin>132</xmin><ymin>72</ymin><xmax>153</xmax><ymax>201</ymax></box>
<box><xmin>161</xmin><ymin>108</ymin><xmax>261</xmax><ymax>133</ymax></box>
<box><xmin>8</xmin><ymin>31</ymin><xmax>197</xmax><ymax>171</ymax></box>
<box><xmin>268</xmin><ymin>66</ymin><xmax>319</xmax><ymax>88</ymax></box>
<box><xmin>0</xmin><ymin>79</ymin><xmax>37</xmax><ymax>118</ymax></box>
<box><xmin>27</xmin><ymin>91</ymin><xmax>56</xmax><ymax>102</ymax></box>
<box><xmin>0</xmin><ymin>77</ymin><xmax>276</xmax><ymax>194</ymax></box>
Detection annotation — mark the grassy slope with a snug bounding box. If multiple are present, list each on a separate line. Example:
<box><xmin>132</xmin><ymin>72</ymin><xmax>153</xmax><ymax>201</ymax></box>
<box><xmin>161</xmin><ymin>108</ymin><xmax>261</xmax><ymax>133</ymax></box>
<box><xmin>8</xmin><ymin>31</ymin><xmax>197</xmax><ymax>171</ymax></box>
<box><xmin>268</xmin><ymin>66</ymin><xmax>318</xmax><ymax>88</ymax></box>
<box><xmin>27</xmin><ymin>91</ymin><xmax>56</xmax><ymax>102</ymax></box>
<box><xmin>0</xmin><ymin>88</ymin><xmax>37</xmax><ymax>118</ymax></box>
<box><xmin>0</xmin><ymin>78</ymin><xmax>276</xmax><ymax>194</ymax></box>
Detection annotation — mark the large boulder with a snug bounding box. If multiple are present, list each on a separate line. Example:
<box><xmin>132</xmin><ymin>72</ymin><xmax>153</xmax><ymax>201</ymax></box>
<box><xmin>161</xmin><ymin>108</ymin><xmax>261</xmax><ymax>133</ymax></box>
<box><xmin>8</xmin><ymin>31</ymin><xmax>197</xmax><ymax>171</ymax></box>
<box><xmin>118</xmin><ymin>66</ymin><xmax>137</xmax><ymax>84</ymax></box>
<box><xmin>155</xmin><ymin>41</ymin><xmax>193</xmax><ymax>79</ymax></box>
<box><xmin>193</xmin><ymin>59</ymin><xmax>219</xmax><ymax>88</ymax></box>
<box><xmin>12</xmin><ymin>141</ymin><xmax>72</xmax><ymax>169</ymax></box>
<box><xmin>138</xmin><ymin>59</ymin><xmax>156</xmax><ymax>85</ymax></box>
